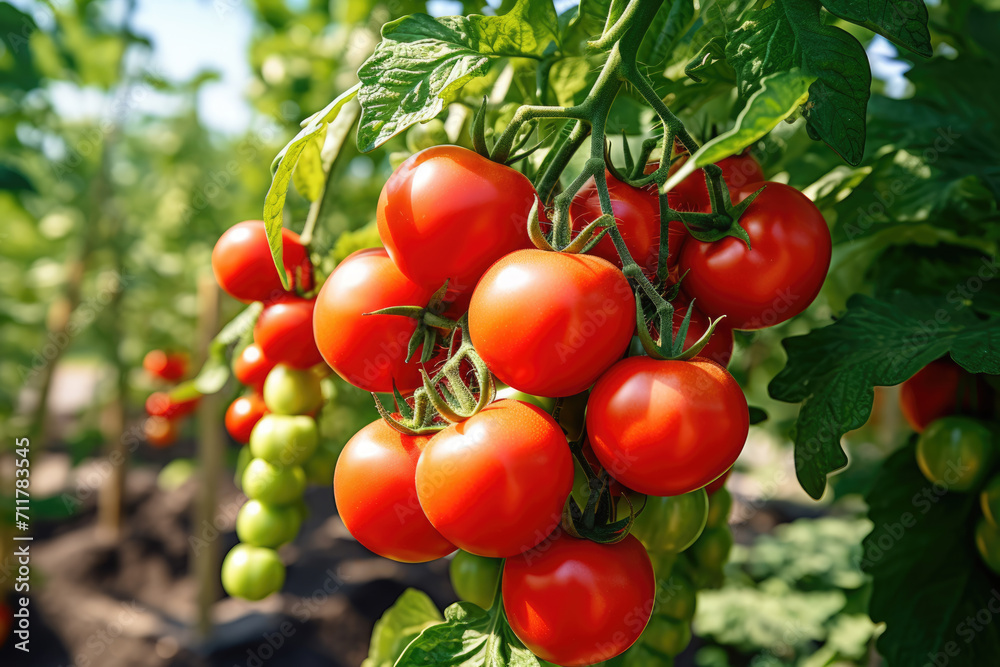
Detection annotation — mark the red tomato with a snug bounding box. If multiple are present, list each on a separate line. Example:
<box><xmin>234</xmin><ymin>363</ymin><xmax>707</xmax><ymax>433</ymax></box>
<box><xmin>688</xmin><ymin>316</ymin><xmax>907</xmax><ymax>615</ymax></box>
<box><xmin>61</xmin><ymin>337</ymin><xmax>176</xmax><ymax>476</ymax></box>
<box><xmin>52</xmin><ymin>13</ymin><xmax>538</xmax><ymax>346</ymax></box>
<box><xmin>900</xmin><ymin>357</ymin><xmax>994</xmax><ymax>432</ymax></box>
<box><xmin>588</xmin><ymin>357</ymin><xmax>749</xmax><ymax>496</ymax></box>
<box><xmin>211</xmin><ymin>220</ymin><xmax>312</xmax><ymax>302</ymax></box>
<box><xmin>376</xmin><ymin>146</ymin><xmax>536</xmax><ymax>305</ymax></box>
<box><xmin>469</xmin><ymin>249</ymin><xmax>636</xmax><ymax>397</ymax></box>
<box><xmin>254</xmin><ymin>295</ymin><xmax>324</xmax><ymax>370</ymax></box>
<box><xmin>233</xmin><ymin>343</ymin><xmax>277</xmax><ymax>391</ymax></box>
<box><xmin>144</xmin><ymin>416</ymin><xmax>179</xmax><ymax>448</ymax></box>
<box><xmin>142</xmin><ymin>350</ymin><xmax>188</xmax><ymax>382</ymax></box>
<box><xmin>314</xmin><ymin>248</ymin><xmax>437</xmax><ymax>393</ymax></box>
<box><xmin>678</xmin><ymin>182</ymin><xmax>831</xmax><ymax>330</ymax></box>
<box><xmin>145</xmin><ymin>392</ymin><xmax>200</xmax><ymax>419</ymax></box>
<box><xmin>503</xmin><ymin>534</ymin><xmax>654</xmax><ymax>666</ymax></box>
<box><xmin>415</xmin><ymin>400</ymin><xmax>573</xmax><ymax>558</ymax></box>
<box><xmin>0</xmin><ymin>601</ymin><xmax>11</xmax><ymax>647</ymax></box>
<box><xmin>705</xmin><ymin>468</ymin><xmax>732</xmax><ymax>495</ymax></box>
<box><xmin>334</xmin><ymin>418</ymin><xmax>455</xmax><ymax>563</ymax></box>
<box><xmin>225</xmin><ymin>393</ymin><xmax>268</xmax><ymax>444</ymax></box>
<box><xmin>671</xmin><ymin>295</ymin><xmax>734</xmax><ymax>368</ymax></box>
<box><xmin>667</xmin><ymin>151</ymin><xmax>765</xmax><ymax>212</ymax></box>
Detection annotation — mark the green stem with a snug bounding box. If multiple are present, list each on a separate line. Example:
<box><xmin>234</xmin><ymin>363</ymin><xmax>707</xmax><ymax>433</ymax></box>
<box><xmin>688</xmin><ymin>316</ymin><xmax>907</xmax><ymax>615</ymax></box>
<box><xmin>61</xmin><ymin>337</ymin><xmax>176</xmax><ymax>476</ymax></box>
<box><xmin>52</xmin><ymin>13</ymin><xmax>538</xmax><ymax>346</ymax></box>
<box><xmin>491</xmin><ymin>105</ymin><xmax>584</xmax><ymax>164</ymax></box>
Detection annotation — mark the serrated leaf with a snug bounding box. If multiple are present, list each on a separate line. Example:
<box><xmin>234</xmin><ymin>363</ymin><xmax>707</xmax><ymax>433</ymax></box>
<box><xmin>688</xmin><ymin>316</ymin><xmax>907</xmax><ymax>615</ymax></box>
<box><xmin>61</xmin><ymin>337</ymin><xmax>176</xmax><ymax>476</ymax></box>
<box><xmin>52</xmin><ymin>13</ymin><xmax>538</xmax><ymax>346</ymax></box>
<box><xmin>726</xmin><ymin>0</ymin><xmax>871</xmax><ymax>165</ymax></box>
<box><xmin>819</xmin><ymin>0</ymin><xmax>931</xmax><ymax>57</ymax></box>
<box><xmin>356</xmin><ymin>0</ymin><xmax>560</xmax><ymax>152</ymax></box>
<box><xmin>768</xmin><ymin>291</ymin><xmax>1000</xmax><ymax>499</ymax></box>
<box><xmin>291</xmin><ymin>134</ymin><xmax>325</xmax><ymax>202</ymax></box>
<box><xmin>863</xmin><ymin>444</ymin><xmax>1000</xmax><ymax>664</ymax></box>
<box><xmin>362</xmin><ymin>589</ymin><xmax>443</xmax><ymax>667</ymax></box>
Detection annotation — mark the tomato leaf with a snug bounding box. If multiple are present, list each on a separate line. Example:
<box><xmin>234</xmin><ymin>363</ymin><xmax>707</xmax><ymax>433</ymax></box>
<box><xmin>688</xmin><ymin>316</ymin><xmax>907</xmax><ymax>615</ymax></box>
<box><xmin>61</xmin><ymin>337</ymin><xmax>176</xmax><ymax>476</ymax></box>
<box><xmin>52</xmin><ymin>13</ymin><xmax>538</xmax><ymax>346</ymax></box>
<box><xmin>726</xmin><ymin>0</ymin><xmax>871</xmax><ymax>165</ymax></box>
<box><xmin>190</xmin><ymin>302</ymin><xmax>263</xmax><ymax>395</ymax></box>
<box><xmin>637</xmin><ymin>0</ymin><xmax>696</xmax><ymax>67</ymax></box>
<box><xmin>819</xmin><ymin>0</ymin><xmax>931</xmax><ymax>57</ymax></box>
<box><xmin>291</xmin><ymin>133</ymin><xmax>325</xmax><ymax>202</ymax></box>
<box><xmin>768</xmin><ymin>291</ymin><xmax>1000</xmax><ymax>499</ymax></box>
<box><xmin>863</xmin><ymin>444</ymin><xmax>1000</xmax><ymax>664</ymax></box>
<box><xmin>356</xmin><ymin>0</ymin><xmax>560</xmax><ymax>152</ymax></box>
<box><xmin>395</xmin><ymin>600</ymin><xmax>540</xmax><ymax>667</ymax></box>
<box><xmin>362</xmin><ymin>589</ymin><xmax>443</xmax><ymax>667</ymax></box>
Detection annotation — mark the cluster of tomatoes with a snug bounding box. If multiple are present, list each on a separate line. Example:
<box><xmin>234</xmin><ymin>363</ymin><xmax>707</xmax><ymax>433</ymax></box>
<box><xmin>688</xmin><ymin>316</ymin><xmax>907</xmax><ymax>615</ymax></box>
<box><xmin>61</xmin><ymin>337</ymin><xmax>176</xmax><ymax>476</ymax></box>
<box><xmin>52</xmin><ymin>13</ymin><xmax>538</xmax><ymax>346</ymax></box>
<box><xmin>141</xmin><ymin>349</ymin><xmax>196</xmax><ymax>448</ymax></box>
<box><xmin>902</xmin><ymin>358</ymin><xmax>1000</xmax><ymax>574</ymax></box>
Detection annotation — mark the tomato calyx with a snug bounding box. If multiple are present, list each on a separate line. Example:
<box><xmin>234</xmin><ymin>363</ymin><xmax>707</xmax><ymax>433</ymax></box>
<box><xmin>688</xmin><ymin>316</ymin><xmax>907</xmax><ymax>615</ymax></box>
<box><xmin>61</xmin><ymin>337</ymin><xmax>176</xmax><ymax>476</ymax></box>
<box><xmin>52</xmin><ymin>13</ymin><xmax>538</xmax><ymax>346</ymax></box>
<box><xmin>563</xmin><ymin>437</ymin><xmax>637</xmax><ymax>544</ymax></box>
<box><xmin>365</xmin><ymin>280</ymin><xmax>458</xmax><ymax>364</ymax></box>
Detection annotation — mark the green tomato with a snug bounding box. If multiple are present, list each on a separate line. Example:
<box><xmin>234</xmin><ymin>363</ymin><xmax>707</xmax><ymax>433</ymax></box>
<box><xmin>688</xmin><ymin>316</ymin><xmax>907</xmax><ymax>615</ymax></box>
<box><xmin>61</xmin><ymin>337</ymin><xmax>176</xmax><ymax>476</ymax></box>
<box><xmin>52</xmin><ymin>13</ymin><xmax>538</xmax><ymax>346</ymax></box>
<box><xmin>221</xmin><ymin>544</ymin><xmax>285</xmax><ymax>601</ymax></box>
<box><xmin>236</xmin><ymin>500</ymin><xmax>302</xmax><ymax>548</ymax></box>
<box><xmin>242</xmin><ymin>458</ymin><xmax>306</xmax><ymax>505</ymax></box>
<box><xmin>620</xmin><ymin>644</ymin><xmax>668</xmax><ymax>667</ymax></box>
<box><xmin>449</xmin><ymin>550</ymin><xmax>502</xmax><ymax>609</ymax></box>
<box><xmin>981</xmin><ymin>474</ymin><xmax>1000</xmax><ymax>528</ymax></box>
<box><xmin>705</xmin><ymin>487</ymin><xmax>732</xmax><ymax>529</ymax></box>
<box><xmin>689</xmin><ymin>525</ymin><xmax>733</xmax><ymax>574</ymax></box>
<box><xmin>657</xmin><ymin>572</ymin><xmax>696</xmax><ymax>621</ymax></box>
<box><xmin>263</xmin><ymin>364</ymin><xmax>323</xmax><ymax>416</ymax></box>
<box><xmin>405</xmin><ymin>119</ymin><xmax>449</xmax><ymax>153</ymax></box>
<box><xmin>303</xmin><ymin>443</ymin><xmax>340</xmax><ymax>486</ymax></box>
<box><xmin>631</xmin><ymin>489</ymin><xmax>708</xmax><ymax>554</ymax></box>
<box><xmin>643</xmin><ymin>615</ymin><xmax>691</xmax><ymax>657</ymax></box>
<box><xmin>249</xmin><ymin>414</ymin><xmax>318</xmax><ymax>466</ymax></box>
<box><xmin>916</xmin><ymin>417</ymin><xmax>997</xmax><ymax>492</ymax></box>
<box><xmin>976</xmin><ymin>517</ymin><xmax>1000</xmax><ymax>575</ymax></box>
<box><xmin>495</xmin><ymin>386</ymin><xmax>556</xmax><ymax>413</ymax></box>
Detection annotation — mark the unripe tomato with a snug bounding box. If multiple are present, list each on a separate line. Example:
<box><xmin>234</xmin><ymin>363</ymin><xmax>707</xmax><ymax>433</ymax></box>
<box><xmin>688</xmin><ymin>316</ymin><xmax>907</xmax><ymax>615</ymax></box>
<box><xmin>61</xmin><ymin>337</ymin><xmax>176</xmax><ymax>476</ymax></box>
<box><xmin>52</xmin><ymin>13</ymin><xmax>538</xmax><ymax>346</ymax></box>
<box><xmin>335</xmin><ymin>418</ymin><xmax>454</xmax><ymax>563</ymax></box>
<box><xmin>221</xmin><ymin>544</ymin><xmax>285</xmax><ymax>601</ymax></box>
<box><xmin>976</xmin><ymin>517</ymin><xmax>1000</xmax><ymax>575</ymax></box>
<box><xmin>705</xmin><ymin>486</ymin><xmax>733</xmax><ymax>528</ymax></box>
<box><xmin>678</xmin><ymin>182</ymin><xmax>831</xmax><ymax>330</ymax></box>
<box><xmin>416</xmin><ymin>400</ymin><xmax>574</xmax><ymax>557</ymax></box>
<box><xmin>657</xmin><ymin>573</ymin><xmax>696</xmax><ymax>621</ymax></box>
<box><xmin>981</xmin><ymin>474</ymin><xmax>1000</xmax><ymax>528</ymax></box>
<box><xmin>494</xmin><ymin>386</ymin><xmax>556</xmax><ymax>413</ymax></box>
<box><xmin>503</xmin><ymin>534</ymin><xmax>655</xmax><ymax>666</ymax></box>
<box><xmin>145</xmin><ymin>392</ymin><xmax>200</xmax><ymax>419</ymax></box>
<box><xmin>254</xmin><ymin>295</ymin><xmax>324</xmax><ymax>370</ymax></box>
<box><xmin>212</xmin><ymin>220</ymin><xmax>312</xmax><ymax>302</ymax></box>
<box><xmin>916</xmin><ymin>417</ymin><xmax>997</xmax><ymax>492</ymax></box>
<box><xmin>249</xmin><ymin>414</ymin><xmax>318</xmax><ymax>466</ymax></box>
<box><xmin>262</xmin><ymin>364</ymin><xmax>323</xmax><ymax>415</ymax></box>
<box><xmin>236</xmin><ymin>499</ymin><xmax>302</xmax><ymax>548</ymax></box>
<box><xmin>643</xmin><ymin>615</ymin><xmax>692</xmax><ymax>657</ymax></box>
<box><xmin>469</xmin><ymin>249</ymin><xmax>636</xmax><ymax>397</ymax></box>
<box><xmin>449</xmin><ymin>551</ymin><xmax>502</xmax><ymax>609</ymax></box>
<box><xmin>225</xmin><ymin>393</ymin><xmax>267</xmax><ymax>444</ymax></box>
<box><xmin>588</xmin><ymin>357</ymin><xmax>749</xmax><ymax>496</ymax></box>
<box><xmin>233</xmin><ymin>343</ymin><xmax>277</xmax><ymax>391</ymax></box>
<box><xmin>690</xmin><ymin>525</ymin><xmax>733</xmax><ymax>573</ymax></box>
<box><xmin>405</xmin><ymin>118</ymin><xmax>449</xmax><ymax>153</ymax></box>
<box><xmin>631</xmin><ymin>488</ymin><xmax>708</xmax><ymax>553</ymax></box>
<box><xmin>143</xmin><ymin>350</ymin><xmax>188</xmax><ymax>382</ymax></box>
<box><xmin>671</xmin><ymin>295</ymin><xmax>733</xmax><ymax>367</ymax></box>
<box><xmin>376</xmin><ymin>145</ymin><xmax>537</xmax><ymax>305</ymax></box>
<box><xmin>314</xmin><ymin>248</ymin><xmax>437</xmax><ymax>393</ymax></box>
<box><xmin>144</xmin><ymin>416</ymin><xmax>178</xmax><ymax>448</ymax></box>
<box><xmin>242</xmin><ymin>458</ymin><xmax>306</xmax><ymax>505</ymax></box>
<box><xmin>303</xmin><ymin>443</ymin><xmax>340</xmax><ymax>486</ymax></box>
<box><xmin>667</xmin><ymin>151</ymin><xmax>765</xmax><ymax>212</ymax></box>
<box><xmin>900</xmin><ymin>358</ymin><xmax>994</xmax><ymax>432</ymax></box>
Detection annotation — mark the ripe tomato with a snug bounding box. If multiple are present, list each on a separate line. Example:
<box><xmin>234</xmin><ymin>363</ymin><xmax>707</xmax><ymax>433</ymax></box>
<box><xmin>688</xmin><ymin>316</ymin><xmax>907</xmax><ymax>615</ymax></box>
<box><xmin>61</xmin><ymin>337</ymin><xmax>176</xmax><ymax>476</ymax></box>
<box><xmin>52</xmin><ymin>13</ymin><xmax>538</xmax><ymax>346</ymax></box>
<box><xmin>242</xmin><ymin>458</ymin><xmax>306</xmax><ymax>505</ymax></box>
<box><xmin>335</xmin><ymin>418</ymin><xmax>454</xmax><ymax>563</ymax></box>
<box><xmin>667</xmin><ymin>151</ymin><xmax>765</xmax><ymax>212</ymax></box>
<box><xmin>212</xmin><ymin>220</ymin><xmax>312</xmax><ymax>302</ymax></box>
<box><xmin>976</xmin><ymin>518</ymin><xmax>1000</xmax><ymax>575</ymax></box>
<box><xmin>678</xmin><ymin>182</ymin><xmax>831</xmax><ymax>330</ymax></box>
<box><xmin>376</xmin><ymin>145</ymin><xmax>536</xmax><ymax>305</ymax></box>
<box><xmin>469</xmin><ymin>249</ymin><xmax>636</xmax><ymax>397</ymax></box>
<box><xmin>588</xmin><ymin>357</ymin><xmax>749</xmax><ymax>496</ymax></box>
<box><xmin>449</xmin><ymin>550</ymin><xmax>502</xmax><ymax>609</ymax></box>
<box><xmin>900</xmin><ymin>357</ymin><xmax>994</xmax><ymax>432</ymax></box>
<box><xmin>671</xmin><ymin>295</ymin><xmax>733</xmax><ymax>367</ymax></box>
<box><xmin>415</xmin><ymin>400</ymin><xmax>573</xmax><ymax>558</ymax></box>
<box><xmin>225</xmin><ymin>393</ymin><xmax>267</xmax><ymax>444</ymax></box>
<box><xmin>254</xmin><ymin>295</ymin><xmax>324</xmax><ymax>370</ymax></box>
<box><xmin>145</xmin><ymin>392</ymin><xmax>199</xmax><ymax>419</ymax></box>
<box><xmin>916</xmin><ymin>416</ymin><xmax>997</xmax><ymax>491</ymax></box>
<box><xmin>143</xmin><ymin>349</ymin><xmax>187</xmax><ymax>382</ymax></box>
<box><xmin>236</xmin><ymin>499</ymin><xmax>302</xmax><ymax>548</ymax></box>
<box><xmin>221</xmin><ymin>544</ymin><xmax>285</xmax><ymax>601</ymax></box>
<box><xmin>262</xmin><ymin>364</ymin><xmax>323</xmax><ymax>415</ymax></box>
<box><xmin>314</xmin><ymin>248</ymin><xmax>437</xmax><ymax>393</ymax></box>
<box><xmin>631</xmin><ymin>488</ymin><xmax>708</xmax><ymax>554</ymax></box>
<box><xmin>503</xmin><ymin>534</ymin><xmax>655</xmax><ymax>666</ymax></box>
<box><xmin>249</xmin><ymin>414</ymin><xmax>318</xmax><ymax>467</ymax></box>
<box><xmin>982</xmin><ymin>474</ymin><xmax>1000</xmax><ymax>528</ymax></box>
<box><xmin>233</xmin><ymin>343</ymin><xmax>277</xmax><ymax>391</ymax></box>
<box><xmin>144</xmin><ymin>416</ymin><xmax>178</xmax><ymax>448</ymax></box>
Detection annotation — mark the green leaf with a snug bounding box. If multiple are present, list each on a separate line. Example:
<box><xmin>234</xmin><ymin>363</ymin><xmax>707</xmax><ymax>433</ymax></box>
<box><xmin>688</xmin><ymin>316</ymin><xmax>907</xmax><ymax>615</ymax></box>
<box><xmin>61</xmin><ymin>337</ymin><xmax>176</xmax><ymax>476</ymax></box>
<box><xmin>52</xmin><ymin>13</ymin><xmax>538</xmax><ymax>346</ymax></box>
<box><xmin>362</xmin><ymin>589</ymin><xmax>443</xmax><ymax>667</ymax></box>
<box><xmin>395</xmin><ymin>601</ymin><xmax>540</xmax><ymax>667</ymax></box>
<box><xmin>0</xmin><ymin>165</ymin><xmax>34</xmax><ymax>192</ymax></box>
<box><xmin>356</xmin><ymin>0</ymin><xmax>560</xmax><ymax>152</ymax></box>
<box><xmin>291</xmin><ymin>134</ymin><xmax>325</xmax><ymax>202</ymax></box>
<box><xmin>191</xmin><ymin>302</ymin><xmax>263</xmax><ymax>395</ymax></box>
<box><xmin>692</xmin><ymin>69</ymin><xmax>814</xmax><ymax>167</ymax></box>
<box><xmin>819</xmin><ymin>0</ymin><xmax>931</xmax><ymax>57</ymax></box>
<box><xmin>863</xmin><ymin>444</ymin><xmax>1000</xmax><ymax>664</ymax></box>
<box><xmin>637</xmin><ymin>0</ymin><xmax>696</xmax><ymax>67</ymax></box>
<box><xmin>748</xmin><ymin>406</ymin><xmax>768</xmax><ymax>425</ymax></box>
<box><xmin>768</xmin><ymin>291</ymin><xmax>1000</xmax><ymax>499</ymax></box>
<box><xmin>726</xmin><ymin>0</ymin><xmax>871</xmax><ymax>165</ymax></box>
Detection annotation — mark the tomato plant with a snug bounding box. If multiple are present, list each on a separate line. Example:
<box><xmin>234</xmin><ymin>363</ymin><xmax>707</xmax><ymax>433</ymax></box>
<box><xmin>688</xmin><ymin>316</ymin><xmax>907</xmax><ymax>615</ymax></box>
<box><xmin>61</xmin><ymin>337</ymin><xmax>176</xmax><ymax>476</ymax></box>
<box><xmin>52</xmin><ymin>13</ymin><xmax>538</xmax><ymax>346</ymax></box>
<box><xmin>900</xmin><ymin>357</ymin><xmax>995</xmax><ymax>432</ymax></box>
<box><xmin>212</xmin><ymin>220</ymin><xmax>312</xmax><ymax>302</ymax></box>
<box><xmin>915</xmin><ymin>416</ymin><xmax>997</xmax><ymax>491</ymax></box>
<box><xmin>668</xmin><ymin>151</ymin><xmax>765</xmax><ymax>212</ymax></box>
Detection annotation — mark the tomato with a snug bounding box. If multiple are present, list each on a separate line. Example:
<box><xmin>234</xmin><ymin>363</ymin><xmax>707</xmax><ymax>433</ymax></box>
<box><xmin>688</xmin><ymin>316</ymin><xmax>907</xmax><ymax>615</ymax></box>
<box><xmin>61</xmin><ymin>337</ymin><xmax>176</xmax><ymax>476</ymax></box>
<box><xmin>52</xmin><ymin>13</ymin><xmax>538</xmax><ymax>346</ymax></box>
<box><xmin>236</xmin><ymin>499</ymin><xmax>302</xmax><ymax>548</ymax></box>
<box><xmin>494</xmin><ymin>386</ymin><xmax>556</xmax><ymax>413</ymax></box>
<box><xmin>916</xmin><ymin>416</ymin><xmax>997</xmax><ymax>492</ymax></box>
<box><xmin>657</xmin><ymin>573</ymin><xmax>696</xmax><ymax>621</ymax></box>
<box><xmin>225</xmin><ymin>393</ymin><xmax>267</xmax><ymax>444</ymax></box>
<box><xmin>254</xmin><ymin>295</ymin><xmax>324</xmax><ymax>370</ymax></box>
<box><xmin>143</xmin><ymin>349</ymin><xmax>188</xmax><ymax>382</ymax></box>
<box><xmin>449</xmin><ymin>550</ymin><xmax>502</xmax><ymax>609</ymax></box>
<box><xmin>144</xmin><ymin>416</ymin><xmax>178</xmax><ymax>448</ymax></box>
<box><xmin>335</xmin><ymin>418</ymin><xmax>454</xmax><ymax>563</ymax></box>
<box><xmin>588</xmin><ymin>357</ymin><xmax>749</xmax><ymax>496</ymax></box>
<box><xmin>212</xmin><ymin>220</ymin><xmax>312</xmax><ymax>302</ymax></box>
<box><xmin>503</xmin><ymin>534</ymin><xmax>655</xmax><ymax>666</ymax></box>
<box><xmin>262</xmin><ymin>364</ymin><xmax>323</xmax><ymax>415</ymax></box>
<box><xmin>667</xmin><ymin>151</ymin><xmax>765</xmax><ymax>213</ymax></box>
<box><xmin>233</xmin><ymin>343</ymin><xmax>277</xmax><ymax>391</ymax></box>
<box><xmin>415</xmin><ymin>400</ymin><xmax>574</xmax><ymax>557</ymax></box>
<box><xmin>469</xmin><ymin>249</ymin><xmax>636</xmax><ymax>397</ymax></box>
<box><xmin>643</xmin><ymin>615</ymin><xmax>692</xmax><ymax>657</ymax></box>
<box><xmin>145</xmin><ymin>392</ymin><xmax>199</xmax><ymax>419</ymax></box>
<box><xmin>376</xmin><ymin>145</ymin><xmax>537</xmax><ymax>305</ymax></box>
<box><xmin>976</xmin><ymin>518</ymin><xmax>1000</xmax><ymax>575</ymax></box>
<box><xmin>705</xmin><ymin>486</ymin><xmax>732</xmax><ymax>529</ymax></box>
<box><xmin>670</xmin><ymin>295</ymin><xmax>733</xmax><ymax>367</ymax></box>
<box><xmin>678</xmin><ymin>182</ymin><xmax>831</xmax><ymax>330</ymax></box>
<box><xmin>690</xmin><ymin>525</ymin><xmax>733</xmax><ymax>573</ymax></box>
<box><xmin>241</xmin><ymin>458</ymin><xmax>306</xmax><ymax>505</ymax></box>
<box><xmin>900</xmin><ymin>358</ymin><xmax>994</xmax><ymax>432</ymax></box>
<box><xmin>981</xmin><ymin>474</ymin><xmax>1000</xmax><ymax>528</ymax></box>
<box><xmin>221</xmin><ymin>544</ymin><xmax>285</xmax><ymax>601</ymax></box>
<box><xmin>704</xmin><ymin>468</ymin><xmax>732</xmax><ymax>496</ymax></box>
<box><xmin>303</xmin><ymin>443</ymin><xmax>340</xmax><ymax>486</ymax></box>
<box><xmin>314</xmin><ymin>248</ymin><xmax>437</xmax><ymax>393</ymax></box>
<box><xmin>0</xmin><ymin>601</ymin><xmax>10</xmax><ymax>647</ymax></box>
<box><xmin>631</xmin><ymin>488</ymin><xmax>708</xmax><ymax>554</ymax></box>
<box><xmin>249</xmin><ymin>414</ymin><xmax>318</xmax><ymax>467</ymax></box>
